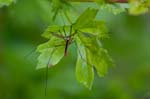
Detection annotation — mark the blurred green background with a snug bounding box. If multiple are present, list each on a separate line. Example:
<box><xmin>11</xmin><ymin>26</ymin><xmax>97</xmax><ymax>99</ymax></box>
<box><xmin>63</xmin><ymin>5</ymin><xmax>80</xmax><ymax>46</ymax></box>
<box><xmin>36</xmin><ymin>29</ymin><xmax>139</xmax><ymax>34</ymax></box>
<box><xmin>0</xmin><ymin>0</ymin><xmax>150</xmax><ymax>99</ymax></box>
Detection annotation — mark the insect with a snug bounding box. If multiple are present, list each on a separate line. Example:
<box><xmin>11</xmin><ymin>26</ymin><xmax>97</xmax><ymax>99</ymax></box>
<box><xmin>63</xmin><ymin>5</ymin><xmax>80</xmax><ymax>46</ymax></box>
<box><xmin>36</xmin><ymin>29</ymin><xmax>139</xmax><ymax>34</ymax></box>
<box><xmin>25</xmin><ymin>25</ymin><xmax>93</xmax><ymax>96</ymax></box>
<box><xmin>44</xmin><ymin>25</ymin><xmax>77</xmax><ymax>96</ymax></box>
<box><xmin>50</xmin><ymin>25</ymin><xmax>77</xmax><ymax>56</ymax></box>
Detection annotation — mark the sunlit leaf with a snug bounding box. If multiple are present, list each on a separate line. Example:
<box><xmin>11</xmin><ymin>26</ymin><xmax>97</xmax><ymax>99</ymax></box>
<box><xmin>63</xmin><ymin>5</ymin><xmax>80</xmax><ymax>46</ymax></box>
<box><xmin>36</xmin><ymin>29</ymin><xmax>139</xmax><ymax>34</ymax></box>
<box><xmin>87</xmin><ymin>48</ymin><xmax>113</xmax><ymax>77</ymax></box>
<box><xmin>78</xmin><ymin>21</ymin><xmax>109</xmax><ymax>39</ymax></box>
<box><xmin>37</xmin><ymin>46</ymin><xmax>65</xmax><ymax>69</ymax></box>
<box><xmin>77</xmin><ymin>32</ymin><xmax>113</xmax><ymax>77</ymax></box>
<box><xmin>76</xmin><ymin>38</ymin><xmax>94</xmax><ymax>89</ymax></box>
<box><xmin>73</xmin><ymin>8</ymin><xmax>99</xmax><ymax>29</ymax></box>
<box><xmin>42</xmin><ymin>25</ymin><xmax>71</xmax><ymax>39</ymax></box>
<box><xmin>42</xmin><ymin>25</ymin><xmax>63</xmax><ymax>39</ymax></box>
<box><xmin>37</xmin><ymin>38</ymin><xmax>65</xmax><ymax>53</ymax></box>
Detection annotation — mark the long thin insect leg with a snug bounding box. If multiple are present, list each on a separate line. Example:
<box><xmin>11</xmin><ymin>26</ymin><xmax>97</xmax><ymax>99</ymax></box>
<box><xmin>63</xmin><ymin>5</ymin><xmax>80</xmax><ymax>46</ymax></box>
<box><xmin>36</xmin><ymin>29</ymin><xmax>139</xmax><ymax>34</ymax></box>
<box><xmin>77</xmin><ymin>30</ymin><xmax>96</xmax><ymax>37</ymax></box>
<box><xmin>50</xmin><ymin>32</ymin><xmax>64</xmax><ymax>39</ymax></box>
<box><xmin>69</xmin><ymin>24</ymin><xmax>72</xmax><ymax>36</ymax></box>
<box><xmin>69</xmin><ymin>40</ymin><xmax>75</xmax><ymax>44</ymax></box>
<box><xmin>60</xmin><ymin>12</ymin><xmax>66</xmax><ymax>26</ymax></box>
<box><xmin>54</xmin><ymin>44</ymin><xmax>65</xmax><ymax>47</ymax></box>
<box><xmin>45</xmin><ymin>57</ymin><xmax>49</xmax><ymax>96</ymax></box>
<box><xmin>24</xmin><ymin>47</ymin><xmax>36</xmax><ymax>59</ymax></box>
<box><xmin>45</xmin><ymin>47</ymin><xmax>56</xmax><ymax>96</ymax></box>
<box><xmin>55</xmin><ymin>39</ymin><xmax>74</xmax><ymax>47</ymax></box>
<box><xmin>63</xmin><ymin>26</ymin><xmax>67</xmax><ymax>37</ymax></box>
<box><xmin>70</xmin><ymin>29</ymin><xmax>77</xmax><ymax>37</ymax></box>
<box><xmin>58</xmin><ymin>30</ymin><xmax>66</xmax><ymax>41</ymax></box>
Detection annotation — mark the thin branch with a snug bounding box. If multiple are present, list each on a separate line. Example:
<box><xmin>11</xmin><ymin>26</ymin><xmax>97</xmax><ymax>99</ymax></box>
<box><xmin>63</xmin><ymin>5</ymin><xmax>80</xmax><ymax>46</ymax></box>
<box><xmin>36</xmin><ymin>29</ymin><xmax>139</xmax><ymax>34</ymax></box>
<box><xmin>69</xmin><ymin>0</ymin><xmax>128</xmax><ymax>3</ymax></box>
<box><xmin>107</xmin><ymin>0</ymin><xmax>128</xmax><ymax>3</ymax></box>
<box><xmin>69</xmin><ymin>0</ymin><xmax>94</xmax><ymax>2</ymax></box>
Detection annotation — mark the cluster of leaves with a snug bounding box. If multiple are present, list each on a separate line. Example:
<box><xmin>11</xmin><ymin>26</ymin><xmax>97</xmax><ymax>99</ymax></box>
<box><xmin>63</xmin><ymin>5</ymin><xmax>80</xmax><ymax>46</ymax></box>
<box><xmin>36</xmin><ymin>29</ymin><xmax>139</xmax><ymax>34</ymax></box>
<box><xmin>0</xmin><ymin>0</ymin><xmax>14</xmax><ymax>8</ymax></box>
<box><xmin>96</xmin><ymin>0</ymin><xmax>150</xmax><ymax>15</ymax></box>
<box><xmin>2</xmin><ymin>0</ymin><xmax>148</xmax><ymax>90</ymax></box>
<box><xmin>36</xmin><ymin>8</ymin><xmax>113</xmax><ymax>89</ymax></box>
<box><xmin>129</xmin><ymin>0</ymin><xmax>150</xmax><ymax>15</ymax></box>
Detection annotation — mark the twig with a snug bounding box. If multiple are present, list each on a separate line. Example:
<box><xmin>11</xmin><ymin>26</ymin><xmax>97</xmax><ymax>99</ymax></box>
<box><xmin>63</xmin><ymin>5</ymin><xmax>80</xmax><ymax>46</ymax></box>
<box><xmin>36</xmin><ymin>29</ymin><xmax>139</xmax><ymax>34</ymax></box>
<box><xmin>69</xmin><ymin>0</ymin><xmax>128</xmax><ymax>3</ymax></box>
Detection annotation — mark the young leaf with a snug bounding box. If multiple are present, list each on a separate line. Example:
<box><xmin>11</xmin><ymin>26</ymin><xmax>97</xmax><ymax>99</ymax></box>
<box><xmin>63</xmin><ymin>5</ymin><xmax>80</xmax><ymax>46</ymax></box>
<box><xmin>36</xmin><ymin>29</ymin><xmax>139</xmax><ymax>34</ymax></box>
<box><xmin>42</xmin><ymin>26</ymin><xmax>63</xmax><ymax>39</ymax></box>
<box><xmin>36</xmin><ymin>46</ymin><xmax>65</xmax><ymax>69</ymax></box>
<box><xmin>37</xmin><ymin>37</ymin><xmax>65</xmax><ymax>53</ymax></box>
<box><xmin>86</xmin><ymin>48</ymin><xmax>113</xmax><ymax>77</ymax></box>
<box><xmin>73</xmin><ymin>8</ymin><xmax>99</xmax><ymax>29</ymax></box>
<box><xmin>76</xmin><ymin>38</ymin><xmax>94</xmax><ymax>89</ymax></box>
<box><xmin>77</xmin><ymin>32</ymin><xmax>113</xmax><ymax>77</ymax></box>
<box><xmin>36</xmin><ymin>7</ymin><xmax>113</xmax><ymax>89</ymax></box>
<box><xmin>37</xmin><ymin>33</ymin><xmax>66</xmax><ymax>69</ymax></box>
<box><xmin>42</xmin><ymin>25</ymin><xmax>71</xmax><ymax>39</ymax></box>
<box><xmin>78</xmin><ymin>21</ymin><xmax>109</xmax><ymax>39</ymax></box>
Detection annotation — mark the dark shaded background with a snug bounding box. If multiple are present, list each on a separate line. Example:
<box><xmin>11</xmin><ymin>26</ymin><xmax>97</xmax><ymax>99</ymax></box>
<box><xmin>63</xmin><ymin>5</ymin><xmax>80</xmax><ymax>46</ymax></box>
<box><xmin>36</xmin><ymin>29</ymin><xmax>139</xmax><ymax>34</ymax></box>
<box><xmin>0</xmin><ymin>0</ymin><xmax>150</xmax><ymax>99</ymax></box>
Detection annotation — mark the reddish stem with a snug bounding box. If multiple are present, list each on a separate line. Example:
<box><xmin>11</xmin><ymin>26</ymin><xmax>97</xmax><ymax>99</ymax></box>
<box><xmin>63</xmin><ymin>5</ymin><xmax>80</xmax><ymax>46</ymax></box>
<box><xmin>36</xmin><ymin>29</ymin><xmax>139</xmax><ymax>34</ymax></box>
<box><xmin>69</xmin><ymin>0</ymin><xmax>128</xmax><ymax>3</ymax></box>
<box><xmin>108</xmin><ymin>0</ymin><xmax>128</xmax><ymax>3</ymax></box>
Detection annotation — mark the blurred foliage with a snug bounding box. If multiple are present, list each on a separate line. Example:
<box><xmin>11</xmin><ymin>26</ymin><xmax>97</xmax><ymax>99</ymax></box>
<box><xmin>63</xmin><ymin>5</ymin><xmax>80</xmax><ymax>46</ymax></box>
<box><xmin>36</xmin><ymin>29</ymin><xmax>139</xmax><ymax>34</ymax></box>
<box><xmin>96</xmin><ymin>0</ymin><xmax>150</xmax><ymax>15</ymax></box>
<box><xmin>0</xmin><ymin>0</ymin><xmax>13</xmax><ymax>7</ymax></box>
<box><xmin>95</xmin><ymin>0</ymin><xmax>127</xmax><ymax>14</ymax></box>
<box><xmin>129</xmin><ymin>0</ymin><xmax>150</xmax><ymax>15</ymax></box>
<box><xmin>0</xmin><ymin>0</ymin><xmax>150</xmax><ymax>99</ymax></box>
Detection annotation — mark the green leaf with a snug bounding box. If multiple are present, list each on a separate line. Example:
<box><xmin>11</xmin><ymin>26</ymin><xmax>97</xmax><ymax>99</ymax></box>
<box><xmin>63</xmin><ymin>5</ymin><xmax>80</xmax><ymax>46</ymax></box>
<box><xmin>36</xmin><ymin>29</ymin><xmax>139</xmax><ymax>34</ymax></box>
<box><xmin>36</xmin><ymin>24</ymin><xmax>73</xmax><ymax>70</ymax></box>
<box><xmin>73</xmin><ymin>8</ymin><xmax>108</xmax><ymax>39</ymax></box>
<box><xmin>50</xmin><ymin>0</ymin><xmax>71</xmax><ymax>20</ymax></box>
<box><xmin>129</xmin><ymin>0</ymin><xmax>150</xmax><ymax>15</ymax></box>
<box><xmin>77</xmin><ymin>32</ymin><xmax>100</xmax><ymax>48</ymax></box>
<box><xmin>42</xmin><ymin>25</ymin><xmax>71</xmax><ymax>39</ymax></box>
<box><xmin>77</xmin><ymin>32</ymin><xmax>113</xmax><ymax>77</ymax></box>
<box><xmin>0</xmin><ymin>0</ymin><xmax>13</xmax><ymax>7</ymax></box>
<box><xmin>36</xmin><ymin>46</ymin><xmax>65</xmax><ymax>69</ymax></box>
<box><xmin>36</xmin><ymin>38</ymin><xmax>64</xmax><ymax>53</ymax></box>
<box><xmin>76</xmin><ymin>38</ymin><xmax>94</xmax><ymax>89</ymax></box>
<box><xmin>87</xmin><ymin>48</ymin><xmax>113</xmax><ymax>77</ymax></box>
<box><xmin>74</xmin><ymin>8</ymin><xmax>99</xmax><ymax>29</ymax></box>
<box><xmin>36</xmin><ymin>33</ymin><xmax>66</xmax><ymax>69</ymax></box>
<box><xmin>42</xmin><ymin>25</ymin><xmax>62</xmax><ymax>39</ymax></box>
<box><xmin>36</xmin><ymin>7</ymin><xmax>113</xmax><ymax>89</ymax></box>
<box><xmin>78</xmin><ymin>21</ymin><xmax>109</xmax><ymax>39</ymax></box>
